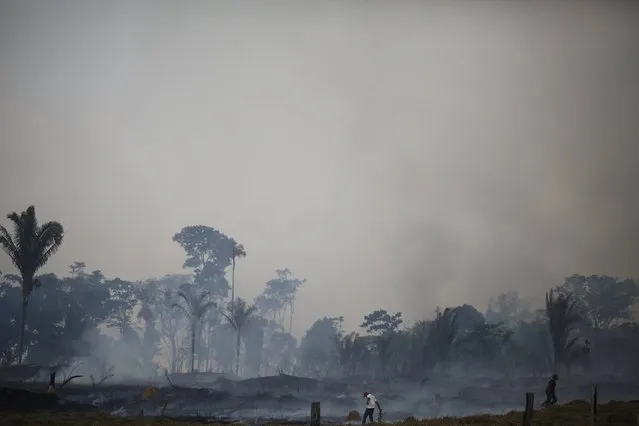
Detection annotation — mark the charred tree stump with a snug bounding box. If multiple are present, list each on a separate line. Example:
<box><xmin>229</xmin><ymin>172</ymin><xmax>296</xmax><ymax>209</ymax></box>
<box><xmin>310</xmin><ymin>401</ymin><xmax>321</xmax><ymax>426</ymax></box>
<box><xmin>591</xmin><ymin>384</ymin><xmax>598</xmax><ymax>423</ymax></box>
<box><xmin>522</xmin><ymin>392</ymin><xmax>534</xmax><ymax>426</ymax></box>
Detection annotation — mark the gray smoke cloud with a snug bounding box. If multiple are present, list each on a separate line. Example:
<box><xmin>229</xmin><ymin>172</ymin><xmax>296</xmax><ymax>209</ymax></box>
<box><xmin>0</xmin><ymin>1</ymin><xmax>638</xmax><ymax>334</ymax></box>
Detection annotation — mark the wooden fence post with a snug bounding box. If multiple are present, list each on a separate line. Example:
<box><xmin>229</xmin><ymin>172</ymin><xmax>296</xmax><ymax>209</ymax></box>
<box><xmin>311</xmin><ymin>401</ymin><xmax>321</xmax><ymax>426</ymax></box>
<box><xmin>591</xmin><ymin>384</ymin><xmax>598</xmax><ymax>424</ymax></box>
<box><xmin>522</xmin><ymin>392</ymin><xmax>534</xmax><ymax>426</ymax></box>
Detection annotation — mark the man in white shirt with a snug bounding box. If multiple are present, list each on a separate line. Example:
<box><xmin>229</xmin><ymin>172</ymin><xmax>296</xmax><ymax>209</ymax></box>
<box><xmin>362</xmin><ymin>392</ymin><xmax>382</xmax><ymax>424</ymax></box>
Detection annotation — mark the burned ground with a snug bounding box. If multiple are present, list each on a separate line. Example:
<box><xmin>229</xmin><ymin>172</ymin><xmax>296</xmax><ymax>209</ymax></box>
<box><xmin>2</xmin><ymin>370</ymin><xmax>639</xmax><ymax>423</ymax></box>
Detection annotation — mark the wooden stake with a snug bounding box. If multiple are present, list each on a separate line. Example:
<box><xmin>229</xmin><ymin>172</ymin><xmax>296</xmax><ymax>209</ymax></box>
<box><xmin>311</xmin><ymin>401</ymin><xmax>321</xmax><ymax>426</ymax></box>
<box><xmin>522</xmin><ymin>392</ymin><xmax>534</xmax><ymax>426</ymax></box>
<box><xmin>591</xmin><ymin>384</ymin><xmax>598</xmax><ymax>424</ymax></box>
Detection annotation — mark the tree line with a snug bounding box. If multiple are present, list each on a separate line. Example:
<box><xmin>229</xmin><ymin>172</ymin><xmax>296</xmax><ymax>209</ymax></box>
<box><xmin>298</xmin><ymin>277</ymin><xmax>639</xmax><ymax>379</ymax></box>
<box><xmin>1</xmin><ymin>205</ymin><xmax>638</xmax><ymax>381</ymax></box>
<box><xmin>0</xmin><ymin>205</ymin><xmax>304</xmax><ymax>378</ymax></box>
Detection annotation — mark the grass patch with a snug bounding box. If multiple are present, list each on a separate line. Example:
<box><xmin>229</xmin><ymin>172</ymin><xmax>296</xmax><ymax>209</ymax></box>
<box><xmin>2</xmin><ymin>400</ymin><xmax>639</xmax><ymax>425</ymax></box>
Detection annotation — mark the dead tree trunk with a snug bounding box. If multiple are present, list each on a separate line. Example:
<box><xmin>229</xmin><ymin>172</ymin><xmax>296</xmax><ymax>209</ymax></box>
<box><xmin>591</xmin><ymin>384</ymin><xmax>598</xmax><ymax>424</ymax></box>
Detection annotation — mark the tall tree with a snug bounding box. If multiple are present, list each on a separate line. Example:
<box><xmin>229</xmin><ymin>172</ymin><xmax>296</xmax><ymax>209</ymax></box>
<box><xmin>263</xmin><ymin>330</ymin><xmax>297</xmax><ymax>374</ymax></box>
<box><xmin>104</xmin><ymin>278</ymin><xmax>140</xmax><ymax>344</ymax></box>
<box><xmin>172</xmin><ymin>225</ymin><xmax>236</xmax><ymax>299</ymax></box>
<box><xmin>425</xmin><ymin>307</ymin><xmax>459</xmax><ymax>371</ymax></box>
<box><xmin>555</xmin><ymin>275</ymin><xmax>639</xmax><ymax>329</ymax></box>
<box><xmin>222</xmin><ymin>297</ymin><xmax>257</xmax><ymax>376</ymax></box>
<box><xmin>360</xmin><ymin>309</ymin><xmax>403</xmax><ymax>335</ymax></box>
<box><xmin>137</xmin><ymin>280</ymin><xmax>162</xmax><ymax>375</ymax></box>
<box><xmin>545</xmin><ymin>289</ymin><xmax>581</xmax><ymax>373</ymax></box>
<box><xmin>159</xmin><ymin>289</ymin><xmax>183</xmax><ymax>373</ymax></box>
<box><xmin>231</xmin><ymin>243</ymin><xmax>246</xmax><ymax>303</ymax></box>
<box><xmin>243</xmin><ymin>316</ymin><xmax>267</xmax><ymax>376</ymax></box>
<box><xmin>485</xmin><ymin>291</ymin><xmax>532</xmax><ymax>324</ymax></box>
<box><xmin>334</xmin><ymin>332</ymin><xmax>365</xmax><ymax>375</ymax></box>
<box><xmin>263</xmin><ymin>269</ymin><xmax>305</xmax><ymax>332</ymax></box>
<box><xmin>172</xmin><ymin>284</ymin><xmax>216</xmax><ymax>373</ymax></box>
<box><xmin>68</xmin><ymin>261</ymin><xmax>87</xmax><ymax>278</ymax></box>
<box><xmin>0</xmin><ymin>205</ymin><xmax>64</xmax><ymax>364</ymax></box>
<box><xmin>298</xmin><ymin>316</ymin><xmax>342</xmax><ymax>377</ymax></box>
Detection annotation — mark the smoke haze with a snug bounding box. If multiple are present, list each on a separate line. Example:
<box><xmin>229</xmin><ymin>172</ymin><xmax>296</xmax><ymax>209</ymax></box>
<box><xmin>1</xmin><ymin>0</ymin><xmax>638</xmax><ymax>335</ymax></box>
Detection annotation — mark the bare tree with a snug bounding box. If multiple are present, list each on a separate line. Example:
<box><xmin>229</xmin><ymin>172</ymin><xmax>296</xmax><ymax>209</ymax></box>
<box><xmin>222</xmin><ymin>298</ymin><xmax>258</xmax><ymax>376</ymax></box>
<box><xmin>173</xmin><ymin>285</ymin><xmax>216</xmax><ymax>373</ymax></box>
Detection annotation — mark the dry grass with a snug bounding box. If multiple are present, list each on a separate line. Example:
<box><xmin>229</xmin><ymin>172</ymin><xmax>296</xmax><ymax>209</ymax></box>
<box><xmin>2</xmin><ymin>400</ymin><xmax>639</xmax><ymax>425</ymax></box>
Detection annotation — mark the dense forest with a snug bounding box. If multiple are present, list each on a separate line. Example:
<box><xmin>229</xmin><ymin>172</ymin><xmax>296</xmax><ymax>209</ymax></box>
<box><xmin>1</xmin><ymin>205</ymin><xmax>638</xmax><ymax>382</ymax></box>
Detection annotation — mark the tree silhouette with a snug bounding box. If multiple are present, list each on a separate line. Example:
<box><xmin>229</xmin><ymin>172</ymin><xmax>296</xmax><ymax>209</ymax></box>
<box><xmin>0</xmin><ymin>205</ymin><xmax>64</xmax><ymax>364</ymax></box>
<box><xmin>172</xmin><ymin>285</ymin><xmax>216</xmax><ymax>373</ymax></box>
<box><xmin>222</xmin><ymin>297</ymin><xmax>258</xmax><ymax>376</ymax></box>
<box><xmin>545</xmin><ymin>289</ymin><xmax>581</xmax><ymax>373</ymax></box>
<box><xmin>261</xmin><ymin>269</ymin><xmax>305</xmax><ymax>332</ymax></box>
<box><xmin>425</xmin><ymin>307</ymin><xmax>459</xmax><ymax>370</ymax></box>
<box><xmin>556</xmin><ymin>275</ymin><xmax>639</xmax><ymax>329</ymax></box>
<box><xmin>360</xmin><ymin>309</ymin><xmax>403</xmax><ymax>335</ymax></box>
<box><xmin>334</xmin><ymin>332</ymin><xmax>365</xmax><ymax>375</ymax></box>
<box><xmin>172</xmin><ymin>225</ymin><xmax>236</xmax><ymax>298</ymax></box>
<box><xmin>230</xmin><ymin>243</ymin><xmax>246</xmax><ymax>303</ymax></box>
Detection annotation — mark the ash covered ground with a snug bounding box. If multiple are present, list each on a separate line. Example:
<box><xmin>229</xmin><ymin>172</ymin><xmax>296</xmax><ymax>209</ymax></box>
<box><xmin>3</xmin><ymin>369</ymin><xmax>639</xmax><ymax>423</ymax></box>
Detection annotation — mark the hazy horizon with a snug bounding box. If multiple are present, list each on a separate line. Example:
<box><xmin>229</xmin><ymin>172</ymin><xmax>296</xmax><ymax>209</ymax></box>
<box><xmin>1</xmin><ymin>0</ymin><xmax>638</xmax><ymax>337</ymax></box>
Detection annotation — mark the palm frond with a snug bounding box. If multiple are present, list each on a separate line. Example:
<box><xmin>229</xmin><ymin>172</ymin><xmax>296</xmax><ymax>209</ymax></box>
<box><xmin>37</xmin><ymin>221</ymin><xmax>64</xmax><ymax>245</ymax></box>
<box><xmin>172</xmin><ymin>303</ymin><xmax>187</xmax><ymax>315</ymax></box>
<box><xmin>0</xmin><ymin>225</ymin><xmax>19</xmax><ymax>268</ymax></box>
<box><xmin>38</xmin><ymin>242</ymin><xmax>63</xmax><ymax>269</ymax></box>
<box><xmin>196</xmin><ymin>291</ymin><xmax>212</xmax><ymax>305</ymax></box>
<box><xmin>223</xmin><ymin>298</ymin><xmax>257</xmax><ymax>332</ymax></box>
<box><xmin>233</xmin><ymin>243</ymin><xmax>247</xmax><ymax>258</ymax></box>
<box><xmin>221</xmin><ymin>311</ymin><xmax>236</xmax><ymax>328</ymax></box>
<box><xmin>176</xmin><ymin>290</ymin><xmax>190</xmax><ymax>306</ymax></box>
<box><xmin>195</xmin><ymin>301</ymin><xmax>216</xmax><ymax>319</ymax></box>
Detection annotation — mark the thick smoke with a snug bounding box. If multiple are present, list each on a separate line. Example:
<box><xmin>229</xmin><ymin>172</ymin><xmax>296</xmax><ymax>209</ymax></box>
<box><xmin>335</xmin><ymin>1</ymin><xmax>639</xmax><ymax>318</ymax></box>
<box><xmin>0</xmin><ymin>1</ymin><xmax>637</xmax><ymax>333</ymax></box>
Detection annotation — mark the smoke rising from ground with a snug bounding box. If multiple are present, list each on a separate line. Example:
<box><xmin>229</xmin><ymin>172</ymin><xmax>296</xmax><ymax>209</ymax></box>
<box><xmin>0</xmin><ymin>1</ymin><xmax>638</xmax><ymax>334</ymax></box>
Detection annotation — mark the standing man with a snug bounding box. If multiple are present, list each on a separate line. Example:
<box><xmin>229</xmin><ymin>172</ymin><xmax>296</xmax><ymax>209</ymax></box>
<box><xmin>542</xmin><ymin>374</ymin><xmax>559</xmax><ymax>406</ymax></box>
<box><xmin>362</xmin><ymin>391</ymin><xmax>382</xmax><ymax>424</ymax></box>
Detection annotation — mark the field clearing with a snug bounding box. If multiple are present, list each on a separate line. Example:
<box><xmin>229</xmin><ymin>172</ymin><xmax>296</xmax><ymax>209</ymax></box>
<box><xmin>3</xmin><ymin>400</ymin><xmax>639</xmax><ymax>426</ymax></box>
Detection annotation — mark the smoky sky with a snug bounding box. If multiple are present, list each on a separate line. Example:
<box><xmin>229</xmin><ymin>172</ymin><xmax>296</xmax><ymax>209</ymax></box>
<box><xmin>1</xmin><ymin>1</ymin><xmax>638</xmax><ymax>335</ymax></box>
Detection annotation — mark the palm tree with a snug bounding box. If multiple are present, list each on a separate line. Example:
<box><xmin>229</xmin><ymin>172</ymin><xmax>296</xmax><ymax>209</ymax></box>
<box><xmin>425</xmin><ymin>307</ymin><xmax>459</xmax><ymax>371</ymax></box>
<box><xmin>334</xmin><ymin>332</ymin><xmax>365</xmax><ymax>375</ymax></box>
<box><xmin>222</xmin><ymin>297</ymin><xmax>257</xmax><ymax>376</ymax></box>
<box><xmin>172</xmin><ymin>285</ymin><xmax>216</xmax><ymax>373</ymax></box>
<box><xmin>230</xmin><ymin>243</ymin><xmax>246</xmax><ymax>303</ymax></box>
<box><xmin>0</xmin><ymin>206</ymin><xmax>64</xmax><ymax>365</ymax></box>
<box><xmin>545</xmin><ymin>289</ymin><xmax>581</xmax><ymax>373</ymax></box>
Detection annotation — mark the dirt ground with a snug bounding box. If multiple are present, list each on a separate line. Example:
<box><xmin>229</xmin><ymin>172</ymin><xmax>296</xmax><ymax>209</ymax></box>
<box><xmin>1</xmin><ymin>372</ymin><xmax>639</xmax><ymax>424</ymax></box>
<box><xmin>2</xmin><ymin>400</ymin><xmax>639</xmax><ymax>426</ymax></box>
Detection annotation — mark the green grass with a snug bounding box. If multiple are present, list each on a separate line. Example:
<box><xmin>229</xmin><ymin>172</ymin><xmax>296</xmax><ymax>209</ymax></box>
<box><xmin>2</xmin><ymin>400</ymin><xmax>639</xmax><ymax>425</ymax></box>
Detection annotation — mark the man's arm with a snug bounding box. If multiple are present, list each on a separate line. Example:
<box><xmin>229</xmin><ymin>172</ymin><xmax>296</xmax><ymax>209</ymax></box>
<box><xmin>375</xmin><ymin>401</ymin><xmax>382</xmax><ymax>411</ymax></box>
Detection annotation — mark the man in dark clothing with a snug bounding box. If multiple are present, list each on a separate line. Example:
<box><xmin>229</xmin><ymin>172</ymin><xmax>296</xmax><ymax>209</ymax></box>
<box><xmin>542</xmin><ymin>374</ymin><xmax>558</xmax><ymax>406</ymax></box>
